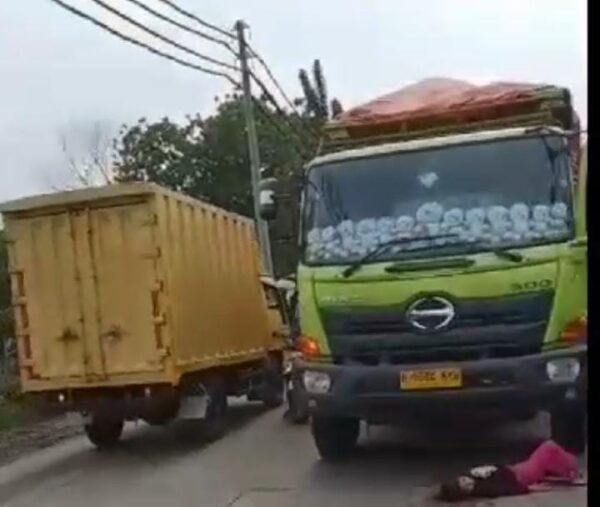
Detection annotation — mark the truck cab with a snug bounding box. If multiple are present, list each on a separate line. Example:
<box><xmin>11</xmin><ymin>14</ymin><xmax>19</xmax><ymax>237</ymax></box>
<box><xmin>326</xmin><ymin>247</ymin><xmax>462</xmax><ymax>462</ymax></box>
<box><xmin>260</xmin><ymin>82</ymin><xmax>587</xmax><ymax>461</ymax></box>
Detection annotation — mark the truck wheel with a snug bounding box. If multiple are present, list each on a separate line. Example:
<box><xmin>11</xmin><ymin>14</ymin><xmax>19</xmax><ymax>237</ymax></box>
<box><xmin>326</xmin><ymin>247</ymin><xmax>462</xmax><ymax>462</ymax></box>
<box><xmin>311</xmin><ymin>413</ymin><xmax>360</xmax><ymax>461</ymax></box>
<box><xmin>286</xmin><ymin>380</ymin><xmax>309</xmax><ymax>424</ymax></box>
<box><xmin>550</xmin><ymin>405</ymin><xmax>587</xmax><ymax>455</ymax></box>
<box><xmin>261</xmin><ymin>355</ymin><xmax>284</xmax><ymax>409</ymax></box>
<box><xmin>201</xmin><ymin>377</ymin><xmax>228</xmax><ymax>442</ymax></box>
<box><xmin>85</xmin><ymin>414</ymin><xmax>124</xmax><ymax>450</ymax></box>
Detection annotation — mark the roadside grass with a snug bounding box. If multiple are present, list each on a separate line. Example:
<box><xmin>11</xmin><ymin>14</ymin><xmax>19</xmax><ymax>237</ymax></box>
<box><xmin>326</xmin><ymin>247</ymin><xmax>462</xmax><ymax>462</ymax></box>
<box><xmin>0</xmin><ymin>399</ymin><xmax>31</xmax><ymax>431</ymax></box>
<box><xmin>0</xmin><ymin>382</ymin><xmax>36</xmax><ymax>432</ymax></box>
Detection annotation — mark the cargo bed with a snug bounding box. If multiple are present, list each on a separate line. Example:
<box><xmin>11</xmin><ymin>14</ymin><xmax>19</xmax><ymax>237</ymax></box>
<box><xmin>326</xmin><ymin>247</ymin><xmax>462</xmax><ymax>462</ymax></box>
<box><xmin>0</xmin><ymin>183</ymin><xmax>280</xmax><ymax>393</ymax></box>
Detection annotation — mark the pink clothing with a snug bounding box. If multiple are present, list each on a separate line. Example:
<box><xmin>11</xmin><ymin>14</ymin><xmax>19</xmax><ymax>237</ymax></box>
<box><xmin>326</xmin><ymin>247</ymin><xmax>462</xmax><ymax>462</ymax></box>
<box><xmin>510</xmin><ymin>440</ymin><xmax>578</xmax><ymax>486</ymax></box>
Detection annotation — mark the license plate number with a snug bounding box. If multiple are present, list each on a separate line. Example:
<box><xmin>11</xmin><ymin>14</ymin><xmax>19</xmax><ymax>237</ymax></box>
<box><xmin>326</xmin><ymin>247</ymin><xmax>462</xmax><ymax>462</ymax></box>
<box><xmin>400</xmin><ymin>368</ymin><xmax>462</xmax><ymax>390</ymax></box>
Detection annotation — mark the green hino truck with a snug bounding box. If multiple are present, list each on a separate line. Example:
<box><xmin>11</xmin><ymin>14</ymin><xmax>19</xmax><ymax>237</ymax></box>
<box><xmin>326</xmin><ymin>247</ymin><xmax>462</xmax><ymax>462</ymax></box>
<box><xmin>260</xmin><ymin>80</ymin><xmax>587</xmax><ymax>460</ymax></box>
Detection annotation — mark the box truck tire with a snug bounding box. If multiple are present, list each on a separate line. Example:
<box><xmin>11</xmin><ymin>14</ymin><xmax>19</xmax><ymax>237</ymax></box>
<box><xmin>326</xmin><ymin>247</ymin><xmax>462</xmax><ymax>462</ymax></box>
<box><xmin>311</xmin><ymin>413</ymin><xmax>360</xmax><ymax>461</ymax></box>
<box><xmin>550</xmin><ymin>404</ymin><xmax>587</xmax><ymax>455</ymax></box>
<box><xmin>85</xmin><ymin>413</ymin><xmax>124</xmax><ymax>450</ymax></box>
<box><xmin>261</xmin><ymin>355</ymin><xmax>284</xmax><ymax>409</ymax></box>
<box><xmin>284</xmin><ymin>372</ymin><xmax>309</xmax><ymax>424</ymax></box>
<box><xmin>200</xmin><ymin>377</ymin><xmax>228</xmax><ymax>442</ymax></box>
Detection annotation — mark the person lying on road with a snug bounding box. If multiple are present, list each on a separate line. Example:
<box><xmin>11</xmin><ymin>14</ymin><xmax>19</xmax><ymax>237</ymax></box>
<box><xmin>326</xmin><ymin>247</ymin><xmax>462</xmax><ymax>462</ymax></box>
<box><xmin>435</xmin><ymin>439</ymin><xmax>586</xmax><ymax>502</ymax></box>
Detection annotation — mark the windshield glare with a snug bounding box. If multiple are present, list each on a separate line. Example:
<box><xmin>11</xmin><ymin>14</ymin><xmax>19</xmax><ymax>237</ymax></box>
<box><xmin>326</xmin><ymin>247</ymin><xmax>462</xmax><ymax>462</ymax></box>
<box><xmin>302</xmin><ymin>135</ymin><xmax>574</xmax><ymax>265</ymax></box>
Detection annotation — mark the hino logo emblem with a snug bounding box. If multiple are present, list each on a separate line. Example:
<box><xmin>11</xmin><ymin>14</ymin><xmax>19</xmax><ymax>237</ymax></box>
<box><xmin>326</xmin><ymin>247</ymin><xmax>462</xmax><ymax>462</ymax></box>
<box><xmin>406</xmin><ymin>296</ymin><xmax>455</xmax><ymax>331</ymax></box>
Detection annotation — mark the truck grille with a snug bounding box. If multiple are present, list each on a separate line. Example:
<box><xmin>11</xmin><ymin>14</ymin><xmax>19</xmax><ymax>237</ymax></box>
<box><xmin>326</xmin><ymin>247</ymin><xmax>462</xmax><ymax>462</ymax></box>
<box><xmin>321</xmin><ymin>291</ymin><xmax>553</xmax><ymax>365</ymax></box>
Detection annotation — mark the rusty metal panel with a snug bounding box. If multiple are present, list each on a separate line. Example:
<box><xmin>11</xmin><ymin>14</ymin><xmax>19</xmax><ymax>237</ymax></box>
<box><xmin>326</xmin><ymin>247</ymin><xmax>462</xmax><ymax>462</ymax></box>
<box><xmin>87</xmin><ymin>204</ymin><xmax>166</xmax><ymax>375</ymax></box>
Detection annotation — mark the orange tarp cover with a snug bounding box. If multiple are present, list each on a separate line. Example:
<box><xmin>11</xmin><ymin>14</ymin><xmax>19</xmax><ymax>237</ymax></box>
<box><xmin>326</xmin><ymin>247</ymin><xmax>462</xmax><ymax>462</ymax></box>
<box><xmin>339</xmin><ymin>78</ymin><xmax>550</xmax><ymax>126</ymax></box>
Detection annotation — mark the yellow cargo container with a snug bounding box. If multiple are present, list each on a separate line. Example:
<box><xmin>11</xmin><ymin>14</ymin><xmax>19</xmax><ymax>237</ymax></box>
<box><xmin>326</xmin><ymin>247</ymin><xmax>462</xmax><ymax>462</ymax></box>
<box><xmin>0</xmin><ymin>183</ymin><xmax>286</xmax><ymax>447</ymax></box>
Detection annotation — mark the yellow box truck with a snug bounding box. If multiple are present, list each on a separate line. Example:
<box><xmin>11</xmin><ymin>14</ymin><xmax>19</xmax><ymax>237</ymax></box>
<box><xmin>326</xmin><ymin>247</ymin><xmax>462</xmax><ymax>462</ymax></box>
<box><xmin>0</xmin><ymin>183</ymin><xmax>286</xmax><ymax>447</ymax></box>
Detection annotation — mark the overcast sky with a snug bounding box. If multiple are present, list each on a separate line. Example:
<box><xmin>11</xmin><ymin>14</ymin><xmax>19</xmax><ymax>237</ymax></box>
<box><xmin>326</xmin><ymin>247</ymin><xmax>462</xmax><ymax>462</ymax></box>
<box><xmin>0</xmin><ymin>0</ymin><xmax>587</xmax><ymax>202</ymax></box>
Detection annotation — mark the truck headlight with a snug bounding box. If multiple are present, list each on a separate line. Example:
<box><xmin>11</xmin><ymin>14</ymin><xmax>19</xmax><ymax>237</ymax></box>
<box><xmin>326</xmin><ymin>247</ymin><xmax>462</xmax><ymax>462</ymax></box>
<box><xmin>546</xmin><ymin>358</ymin><xmax>581</xmax><ymax>382</ymax></box>
<box><xmin>303</xmin><ymin>370</ymin><xmax>331</xmax><ymax>394</ymax></box>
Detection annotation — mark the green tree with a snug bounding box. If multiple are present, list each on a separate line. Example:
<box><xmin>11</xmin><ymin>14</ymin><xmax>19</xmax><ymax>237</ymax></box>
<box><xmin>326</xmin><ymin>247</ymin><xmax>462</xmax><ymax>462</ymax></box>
<box><xmin>298</xmin><ymin>59</ymin><xmax>343</xmax><ymax>121</ymax></box>
<box><xmin>113</xmin><ymin>96</ymin><xmax>314</xmax><ymax>276</ymax></box>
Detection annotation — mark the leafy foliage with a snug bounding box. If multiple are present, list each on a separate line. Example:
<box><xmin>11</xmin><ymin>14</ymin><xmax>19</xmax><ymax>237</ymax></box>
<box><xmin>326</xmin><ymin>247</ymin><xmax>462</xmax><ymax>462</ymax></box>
<box><xmin>298</xmin><ymin>59</ymin><xmax>343</xmax><ymax>121</ymax></box>
<box><xmin>112</xmin><ymin>62</ymin><xmax>339</xmax><ymax>276</ymax></box>
<box><xmin>113</xmin><ymin>96</ymin><xmax>315</xmax><ymax>275</ymax></box>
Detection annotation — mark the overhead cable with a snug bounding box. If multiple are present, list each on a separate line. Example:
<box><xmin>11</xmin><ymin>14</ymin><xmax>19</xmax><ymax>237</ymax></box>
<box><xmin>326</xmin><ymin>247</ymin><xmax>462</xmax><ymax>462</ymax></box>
<box><xmin>48</xmin><ymin>0</ymin><xmax>240</xmax><ymax>85</ymax></box>
<box><xmin>155</xmin><ymin>0</ymin><xmax>236</xmax><ymax>40</ymax></box>
<box><xmin>89</xmin><ymin>0</ymin><xmax>239</xmax><ymax>71</ymax></box>
<box><xmin>122</xmin><ymin>0</ymin><xmax>237</xmax><ymax>55</ymax></box>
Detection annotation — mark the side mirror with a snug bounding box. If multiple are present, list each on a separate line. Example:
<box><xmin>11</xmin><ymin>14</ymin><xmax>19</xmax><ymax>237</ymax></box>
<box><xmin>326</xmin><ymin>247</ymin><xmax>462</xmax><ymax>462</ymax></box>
<box><xmin>258</xmin><ymin>177</ymin><xmax>279</xmax><ymax>221</ymax></box>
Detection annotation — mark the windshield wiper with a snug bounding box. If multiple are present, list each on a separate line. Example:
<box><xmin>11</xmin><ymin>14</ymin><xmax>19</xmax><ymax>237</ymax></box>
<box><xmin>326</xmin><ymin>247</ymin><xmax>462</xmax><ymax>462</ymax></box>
<box><xmin>490</xmin><ymin>248</ymin><xmax>523</xmax><ymax>262</ymax></box>
<box><xmin>341</xmin><ymin>234</ymin><xmax>459</xmax><ymax>278</ymax></box>
<box><xmin>467</xmin><ymin>241</ymin><xmax>524</xmax><ymax>262</ymax></box>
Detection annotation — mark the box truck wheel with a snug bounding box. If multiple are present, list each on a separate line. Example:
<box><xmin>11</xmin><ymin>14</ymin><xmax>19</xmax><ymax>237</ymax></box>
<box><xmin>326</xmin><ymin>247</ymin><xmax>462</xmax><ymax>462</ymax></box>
<box><xmin>201</xmin><ymin>377</ymin><xmax>228</xmax><ymax>441</ymax></box>
<box><xmin>84</xmin><ymin>413</ymin><xmax>124</xmax><ymax>450</ymax></box>
<box><xmin>261</xmin><ymin>355</ymin><xmax>284</xmax><ymax>409</ymax></box>
<box><xmin>550</xmin><ymin>404</ymin><xmax>587</xmax><ymax>455</ymax></box>
<box><xmin>285</xmin><ymin>375</ymin><xmax>309</xmax><ymax>424</ymax></box>
<box><xmin>311</xmin><ymin>413</ymin><xmax>360</xmax><ymax>461</ymax></box>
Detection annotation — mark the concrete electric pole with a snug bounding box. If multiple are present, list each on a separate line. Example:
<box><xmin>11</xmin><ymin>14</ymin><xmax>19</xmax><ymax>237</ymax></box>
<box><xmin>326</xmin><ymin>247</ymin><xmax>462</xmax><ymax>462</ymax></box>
<box><xmin>235</xmin><ymin>20</ymin><xmax>275</xmax><ymax>277</ymax></box>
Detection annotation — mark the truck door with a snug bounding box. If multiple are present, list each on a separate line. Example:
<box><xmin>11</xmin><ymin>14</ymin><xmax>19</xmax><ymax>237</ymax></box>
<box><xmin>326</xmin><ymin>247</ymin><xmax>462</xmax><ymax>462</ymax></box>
<box><xmin>86</xmin><ymin>202</ymin><xmax>168</xmax><ymax>376</ymax></box>
<box><xmin>9</xmin><ymin>202</ymin><xmax>167</xmax><ymax>383</ymax></box>
<box><xmin>9</xmin><ymin>211</ymin><xmax>94</xmax><ymax>380</ymax></box>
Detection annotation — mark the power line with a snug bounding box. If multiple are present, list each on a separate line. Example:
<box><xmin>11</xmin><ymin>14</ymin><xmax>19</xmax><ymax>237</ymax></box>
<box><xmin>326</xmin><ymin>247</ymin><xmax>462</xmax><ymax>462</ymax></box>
<box><xmin>50</xmin><ymin>0</ymin><xmax>315</xmax><ymax>156</ymax></box>
<box><xmin>247</xmin><ymin>44</ymin><xmax>304</xmax><ymax>118</ymax></box>
<box><xmin>253</xmin><ymin>98</ymin><xmax>315</xmax><ymax>160</ymax></box>
<box><xmin>122</xmin><ymin>0</ymin><xmax>237</xmax><ymax>55</ymax></box>
<box><xmin>48</xmin><ymin>0</ymin><xmax>240</xmax><ymax>86</ymax></box>
<box><xmin>130</xmin><ymin>1</ymin><xmax>317</xmax><ymax>143</ymax></box>
<box><xmin>250</xmin><ymin>70</ymin><xmax>319</xmax><ymax>142</ymax></box>
<box><xmin>88</xmin><ymin>0</ymin><xmax>239</xmax><ymax>72</ymax></box>
<box><xmin>147</xmin><ymin>2</ymin><xmax>314</xmax><ymax>135</ymax></box>
<box><xmin>156</xmin><ymin>0</ymin><xmax>236</xmax><ymax>41</ymax></box>
<box><xmin>115</xmin><ymin>0</ymin><xmax>318</xmax><ymax>146</ymax></box>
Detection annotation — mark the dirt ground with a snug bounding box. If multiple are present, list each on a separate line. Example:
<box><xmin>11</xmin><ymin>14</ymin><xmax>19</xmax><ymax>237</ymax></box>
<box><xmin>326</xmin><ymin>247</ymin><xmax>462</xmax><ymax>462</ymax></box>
<box><xmin>0</xmin><ymin>409</ymin><xmax>82</xmax><ymax>467</ymax></box>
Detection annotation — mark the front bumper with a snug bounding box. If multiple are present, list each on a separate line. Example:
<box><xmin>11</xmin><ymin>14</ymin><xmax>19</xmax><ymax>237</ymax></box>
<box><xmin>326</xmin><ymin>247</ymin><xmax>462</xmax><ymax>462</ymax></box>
<box><xmin>298</xmin><ymin>345</ymin><xmax>586</xmax><ymax>422</ymax></box>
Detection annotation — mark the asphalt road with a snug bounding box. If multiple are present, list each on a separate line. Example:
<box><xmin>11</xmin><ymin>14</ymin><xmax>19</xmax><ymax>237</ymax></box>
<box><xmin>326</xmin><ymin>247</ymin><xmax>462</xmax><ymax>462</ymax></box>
<box><xmin>0</xmin><ymin>401</ymin><xmax>587</xmax><ymax>507</ymax></box>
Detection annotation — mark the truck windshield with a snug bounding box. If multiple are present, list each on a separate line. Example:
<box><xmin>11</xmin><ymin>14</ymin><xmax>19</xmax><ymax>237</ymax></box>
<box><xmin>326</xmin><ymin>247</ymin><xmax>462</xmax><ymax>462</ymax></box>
<box><xmin>302</xmin><ymin>134</ymin><xmax>574</xmax><ymax>265</ymax></box>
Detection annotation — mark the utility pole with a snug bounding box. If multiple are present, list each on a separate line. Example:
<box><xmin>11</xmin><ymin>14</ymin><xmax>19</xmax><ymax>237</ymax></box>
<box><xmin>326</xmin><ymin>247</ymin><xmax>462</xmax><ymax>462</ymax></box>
<box><xmin>235</xmin><ymin>20</ymin><xmax>274</xmax><ymax>277</ymax></box>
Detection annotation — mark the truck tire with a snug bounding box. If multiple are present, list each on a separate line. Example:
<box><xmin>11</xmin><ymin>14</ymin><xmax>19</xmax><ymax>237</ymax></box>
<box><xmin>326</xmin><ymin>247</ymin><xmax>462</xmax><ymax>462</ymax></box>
<box><xmin>550</xmin><ymin>405</ymin><xmax>587</xmax><ymax>455</ymax></box>
<box><xmin>85</xmin><ymin>414</ymin><xmax>124</xmax><ymax>450</ymax></box>
<box><xmin>261</xmin><ymin>355</ymin><xmax>284</xmax><ymax>409</ymax></box>
<box><xmin>201</xmin><ymin>377</ymin><xmax>228</xmax><ymax>442</ymax></box>
<box><xmin>311</xmin><ymin>413</ymin><xmax>360</xmax><ymax>461</ymax></box>
<box><xmin>285</xmin><ymin>378</ymin><xmax>309</xmax><ymax>424</ymax></box>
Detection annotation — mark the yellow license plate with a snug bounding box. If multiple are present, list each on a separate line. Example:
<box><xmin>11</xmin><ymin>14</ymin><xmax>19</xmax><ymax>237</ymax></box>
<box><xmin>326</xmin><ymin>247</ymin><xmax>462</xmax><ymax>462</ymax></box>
<box><xmin>400</xmin><ymin>368</ymin><xmax>463</xmax><ymax>390</ymax></box>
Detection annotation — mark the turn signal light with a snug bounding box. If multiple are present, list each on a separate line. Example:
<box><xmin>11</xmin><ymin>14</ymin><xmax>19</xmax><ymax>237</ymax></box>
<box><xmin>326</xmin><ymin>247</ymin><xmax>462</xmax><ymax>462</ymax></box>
<box><xmin>299</xmin><ymin>335</ymin><xmax>321</xmax><ymax>358</ymax></box>
<box><xmin>559</xmin><ymin>315</ymin><xmax>587</xmax><ymax>344</ymax></box>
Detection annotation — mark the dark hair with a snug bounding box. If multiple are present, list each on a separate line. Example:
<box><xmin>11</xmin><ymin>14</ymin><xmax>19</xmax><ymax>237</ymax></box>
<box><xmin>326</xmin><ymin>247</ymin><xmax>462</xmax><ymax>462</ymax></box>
<box><xmin>435</xmin><ymin>479</ymin><xmax>472</xmax><ymax>503</ymax></box>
